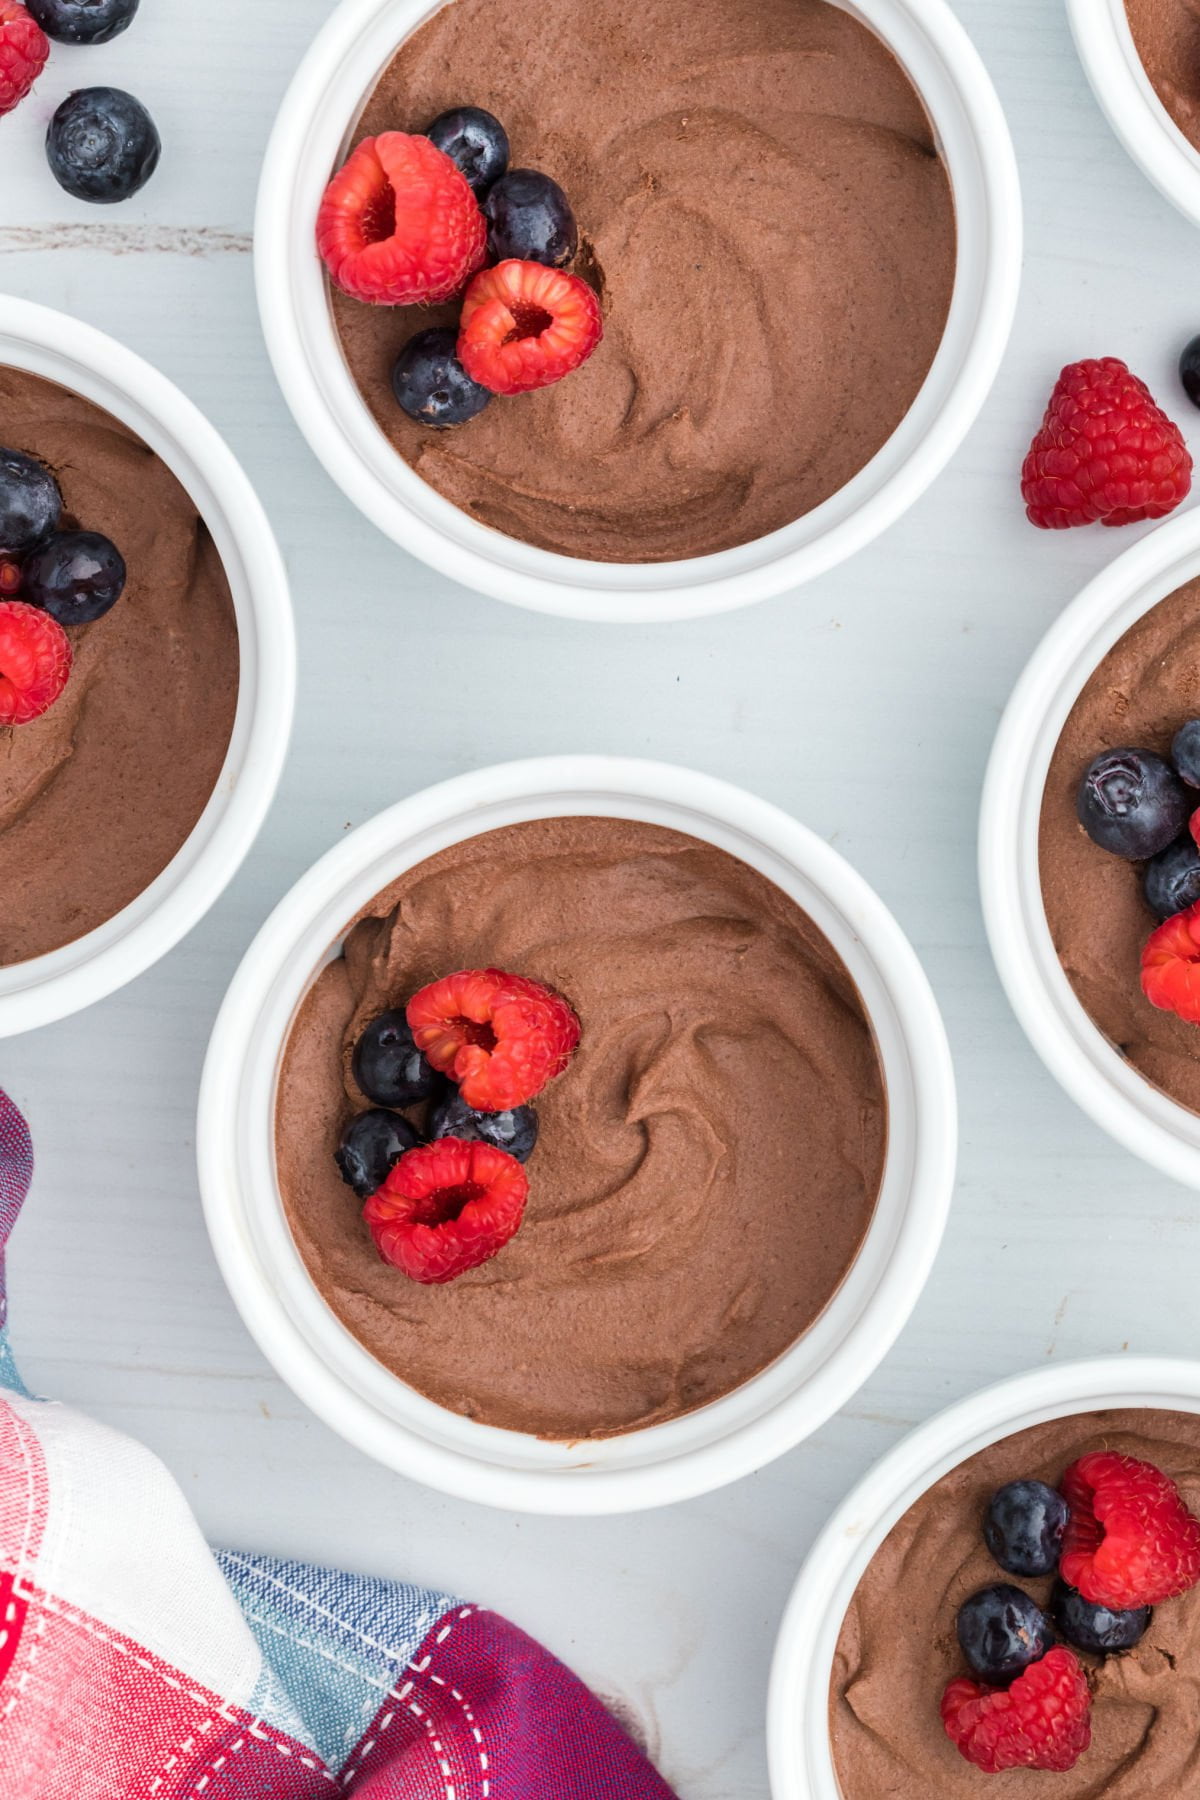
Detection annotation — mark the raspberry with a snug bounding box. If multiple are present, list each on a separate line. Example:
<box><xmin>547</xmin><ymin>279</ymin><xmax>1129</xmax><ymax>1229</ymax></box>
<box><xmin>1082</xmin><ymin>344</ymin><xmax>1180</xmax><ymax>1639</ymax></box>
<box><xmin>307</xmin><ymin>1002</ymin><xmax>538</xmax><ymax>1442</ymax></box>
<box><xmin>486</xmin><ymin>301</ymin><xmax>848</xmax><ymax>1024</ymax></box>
<box><xmin>1060</xmin><ymin>1450</ymin><xmax>1200</xmax><ymax>1609</ymax></box>
<box><xmin>458</xmin><ymin>259</ymin><xmax>602</xmax><ymax>396</ymax></box>
<box><xmin>362</xmin><ymin>1138</ymin><xmax>529</xmax><ymax>1284</ymax></box>
<box><xmin>316</xmin><ymin>132</ymin><xmax>486</xmax><ymax>307</ymax></box>
<box><xmin>406</xmin><ymin>967</ymin><xmax>581</xmax><ymax>1111</ymax></box>
<box><xmin>0</xmin><ymin>599</ymin><xmax>71</xmax><ymax>725</ymax></box>
<box><xmin>0</xmin><ymin>1</ymin><xmax>48</xmax><ymax>117</ymax></box>
<box><xmin>1021</xmin><ymin>357</ymin><xmax>1192</xmax><ymax>529</ymax></box>
<box><xmin>1141</xmin><ymin>899</ymin><xmax>1200</xmax><ymax>1025</ymax></box>
<box><xmin>941</xmin><ymin>1648</ymin><xmax>1091</xmax><ymax>1775</ymax></box>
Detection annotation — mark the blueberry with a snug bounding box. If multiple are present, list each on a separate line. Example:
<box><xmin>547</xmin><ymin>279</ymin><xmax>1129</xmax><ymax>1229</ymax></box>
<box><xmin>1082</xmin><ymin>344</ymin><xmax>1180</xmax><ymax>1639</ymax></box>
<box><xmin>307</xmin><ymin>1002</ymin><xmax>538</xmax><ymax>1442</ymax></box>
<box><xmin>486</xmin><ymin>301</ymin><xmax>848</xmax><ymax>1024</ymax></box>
<box><xmin>983</xmin><ymin>1480</ymin><xmax>1070</xmax><ymax>1578</ymax></box>
<box><xmin>333</xmin><ymin>1108</ymin><xmax>419</xmax><ymax>1199</ymax></box>
<box><xmin>425</xmin><ymin>106</ymin><xmax>509</xmax><ymax>196</ymax></box>
<box><xmin>1173</xmin><ymin>719</ymin><xmax>1200</xmax><ymax>786</ymax></box>
<box><xmin>1051</xmin><ymin>1581</ymin><xmax>1152</xmax><ymax>1657</ymax></box>
<box><xmin>352</xmin><ymin>1009</ymin><xmax>439</xmax><ymax>1108</ymax></box>
<box><xmin>22</xmin><ymin>530</ymin><xmax>126</xmax><ymax>625</ymax></box>
<box><xmin>1144</xmin><ymin>836</ymin><xmax>1200</xmax><ymax>920</ymax></box>
<box><xmin>956</xmin><ymin>1585</ymin><xmax>1054</xmax><ymax>1686</ymax></box>
<box><xmin>1076</xmin><ymin>748</ymin><xmax>1190</xmax><ymax>859</ymax></box>
<box><xmin>0</xmin><ymin>449</ymin><xmax>61</xmax><ymax>554</ymax></box>
<box><xmin>26</xmin><ymin>0</ymin><xmax>139</xmax><ymax>45</ymax></box>
<box><xmin>483</xmin><ymin>169</ymin><xmax>577</xmax><ymax>268</ymax></box>
<box><xmin>429</xmin><ymin>1084</ymin><xmax>539</xmax><ymax>1162</ymax></box>
<box><xmin>391</xmin><ymin>328</ymin><xmax>492</xmax><ymax>430</ymax></box>
<box><xmin>47</xmin><ymin>88</ymin><xmax>161</xmax><ymax>204</ymax></box>
<box><xmin>1182</xmin><ymin>335</ymin><xmax>1200</xmax><ymax>409</ymax></box>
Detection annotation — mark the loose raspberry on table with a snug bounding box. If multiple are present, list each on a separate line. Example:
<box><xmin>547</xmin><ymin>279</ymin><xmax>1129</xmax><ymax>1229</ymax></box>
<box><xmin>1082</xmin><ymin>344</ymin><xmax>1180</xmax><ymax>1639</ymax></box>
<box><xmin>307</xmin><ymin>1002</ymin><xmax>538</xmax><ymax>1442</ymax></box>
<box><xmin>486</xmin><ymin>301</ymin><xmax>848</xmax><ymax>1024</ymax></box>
<box><xmin>0</xmin><ymin>1</ymin><xmax>48</xmax><ymax>118</ymax></box>
<box><xmin>1141</xmin><ymin>900</ymin><xmax>1200</xmax><ymax>1026</ymax></box>
<box><xmin>1060</xmin><ymin>1450</ymin><xmax>1200</xmax><ymax>1609</ymax></box>
<box><xmin>406</xmin><ymin>967</ymin><xmax>581</xmax><ymax>1112</ymax></box>
<box><xmin>1021</xmin><ymin>357</ymin><xmax>1192</xmax><ymax>529</ymax></box>
<box><xmin>362</xmin><ymin>1137</ymin><xmax>529</xmax><ymax>1284</ymax></box>
<box><xmin>458</xmin><ymin>259</ymin><xmax>602</xmax><ymax>396</ymax></box>
<box><xmin>941</xmin><ymin>1647</ymin><xmax>1092</xmax><ymax>1775</ymax></box>
<box><xmin>0</xmin><ymin>598</ymin><xmax>71</xmax><ymax>725</ymax></box>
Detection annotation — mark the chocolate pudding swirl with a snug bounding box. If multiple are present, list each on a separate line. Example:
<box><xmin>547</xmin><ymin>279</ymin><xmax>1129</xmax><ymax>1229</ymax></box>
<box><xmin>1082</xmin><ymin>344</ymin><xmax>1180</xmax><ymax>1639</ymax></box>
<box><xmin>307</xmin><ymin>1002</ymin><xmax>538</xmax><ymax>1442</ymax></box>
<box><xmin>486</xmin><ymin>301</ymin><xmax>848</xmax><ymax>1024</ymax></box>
<box><xmin>1125</xmin><ymin>0</ymin><xmax>1200</xmax><ymax>153</ymax></box>
<box><xmin>275</xmin><ymin>817</ymin><xmax>887</xmax><ymax>1439</ymax></box>
<box><xmin>331</xmin><ymin>0</ymin><xmax>956</xmax><ymax>563</ymax></box>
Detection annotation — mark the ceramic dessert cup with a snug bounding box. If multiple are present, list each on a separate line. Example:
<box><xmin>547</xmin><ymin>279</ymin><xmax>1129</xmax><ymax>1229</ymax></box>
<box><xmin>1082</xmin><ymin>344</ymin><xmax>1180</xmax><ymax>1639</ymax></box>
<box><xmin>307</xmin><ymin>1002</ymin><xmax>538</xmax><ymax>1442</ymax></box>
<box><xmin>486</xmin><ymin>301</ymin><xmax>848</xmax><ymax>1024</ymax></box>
<box><xmin>0</xmin><ymin>296</ymin><xmax>294</xmax><ymax>1037</ymax></box>
<box><xmin>981</xmin><ymin>508</ymin><xmax>1200</xmax><ymax>1189</ymax></box>
<box><xmin>198</xmin><ymin>757</ymin><xmax>956</xmax><ymax>1513</ymax></box>
<box><xmin>255</xmin><ymin>0</ymin><xmax>1020</xmax><ymax>622</ymax></box>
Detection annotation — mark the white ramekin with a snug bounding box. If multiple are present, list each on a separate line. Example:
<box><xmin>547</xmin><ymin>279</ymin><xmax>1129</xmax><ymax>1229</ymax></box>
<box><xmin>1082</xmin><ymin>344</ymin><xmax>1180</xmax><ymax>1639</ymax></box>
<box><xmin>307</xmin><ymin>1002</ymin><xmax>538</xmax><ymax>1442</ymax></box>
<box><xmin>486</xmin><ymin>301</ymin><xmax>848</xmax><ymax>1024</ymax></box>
<box><xmin>768</xmin><ymin>1354</ymin><xmax>1200</xmax><ymax>1799</ymax></box>
<box><xmin>0</xmin><ymin>298</ymin><xmax>294</xmax><ymax>1038</ymax></box>
<box><xmin>197</xmin><ymin>756</ymin><xmax>957</xmax><ymax>1514</ymax></box>
<box><xmin>1067</xmin><ymin>0</ymin><xmax>1200</xmax><ymax>229</ymax></box>
<box><xmin>981</xmin><ymin>508</ymin><xmax>1200</xmax><ymax>1190</ymax></box>
<box><xmin>255</xmin><ymin>0</ymin><xmax>1021</xmax><ymax>623</ymax></box>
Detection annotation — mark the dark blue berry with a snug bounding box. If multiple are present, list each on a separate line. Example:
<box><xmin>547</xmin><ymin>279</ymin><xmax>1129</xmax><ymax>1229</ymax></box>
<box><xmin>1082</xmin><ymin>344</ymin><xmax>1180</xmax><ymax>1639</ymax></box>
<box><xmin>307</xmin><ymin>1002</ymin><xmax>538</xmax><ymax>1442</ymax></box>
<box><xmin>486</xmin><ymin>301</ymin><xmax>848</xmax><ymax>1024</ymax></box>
<box><xmin>483</xmin><ymin>169</ymin><xmax>577</xmax><ymax>268</ymax></box>
<box><xmin>47</xmin><ymin>88</ymin><xmax>161</xmax><ymax>204</ymax></box>
<box><xmin>1144</xmin><ymin>836</ymin><xmax>1200</xmax><ymax>921</ymax></box>
<box><xmin>429</xmin><ymin>1084</ymin><xmax>539</xmax><ymax>1162</ymax></box>
<box><xmin>26</xmin><ymin>0</ymin><xmax>139</xmax><ymax>45</ymax></box>
<box><xmin>333</xmin><ymin>1108</ymin><xmax>419</xmax><ymax>1198</ymax></box>
<box><xmin>983</xmin><ymin>1480</ymin><xmax>1070</xmax><ymax>1578</ymax></box>
<box><xmin>1051</xmin><ymin>1581</ymin><xmax>1151</xmax><ymax>1657</ymax></box>
<box><xmin>1172</xmin><ymin>718</ymin><xmax>1200</xmax><ymax>786</ymax></box>
<box><xmin>956</xmin><ymin>1585</ymin><xmax>1054</xmax><ymax>1686</ymax></box>
<box><xmin>352</xmin><ymin>1009</ymin><xmax>439</xmax><ymax>1108</ymax></box>
<box><xmin>0</xmin><ymin>449</ymin><xmax>61</xmax><ymax>554</ymax></box>
<box><xmin>1181</xmin><ymin>335</ymin><xmax>1200</xmax><ymax>409</ymax></box>
<box><xmin>22</xmin><ymin>530</ymin><xmax>125</xmax><ymax>625</ymax></box>
<box><xmin>1076</xmin><ymin>748</ymin><xmax>1190</xmax><ymax>859</ymax></box>
<box><xmin>391</xmin><ymin>329</ymin><xmax>492</xmax><ymax>430</ymax></box>
<box><xmin>425</xmin><ymin>106</ymin><xmax>509</xmax><ymax>196</ymax></box>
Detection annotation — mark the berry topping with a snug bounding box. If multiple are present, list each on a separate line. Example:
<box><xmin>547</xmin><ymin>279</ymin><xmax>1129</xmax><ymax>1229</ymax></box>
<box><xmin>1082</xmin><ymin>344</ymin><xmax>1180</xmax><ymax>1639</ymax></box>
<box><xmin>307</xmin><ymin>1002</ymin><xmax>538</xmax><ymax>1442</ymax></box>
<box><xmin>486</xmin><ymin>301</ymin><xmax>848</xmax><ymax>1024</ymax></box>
<box><xmin>429</xmin><ymin>1084</ymin><xmax>539</xmax><ymax>1163</ymax></box>
<box><xmin>362</xmin><ymin>1137</ymin><xmax>529</xmax><ymax>1284</ymax></box>
<box><xmin>22</xmin><ymin>529</ymin><xmax>125</xmax><ymax>625</ymax></box>
<box><xmin>25</xmin><ymin>0</ymin><xmax>137</xmax><ymax>43</ymax></box>
<box><xmin>47</xmin><ymin>87</ymin><xmax>161</xmax><ymax>204</ymax></box>
<box><xmin>333</xmin><ymin>1108</ymin><xmax>419</xmax><ymax>1200</ymax></box>
<box><xmin>458</xmin><ymin>260</ymin><xmax>602</xmax><ymax>396</ymax></box>
<box><xmin>1174</xmin><ymin>718</ymin><xmax>1200</xmax><ymax>786</ymax></box>
<box><xmin>1142</xmin><ymin>900</ymin><xmax>1200</xmax><ymax>1025</ymax></box>
<box><xmin>407</xmin><ymin>968</ymin><xmax>580</xmax><ymax>1111</ymax></box>
<box><xmin>425</xmin><ymin>105</ymin><xmax>509</xmax><ymax>197</ymax></box>
<box><xmin>1060</xmin><ymin>1450</ymin><xmax>1200</xmax><ymax>1609</ymax></box>
<box><xmin>1076</xmin><ymin>747</ymin><xmax>1189</xmax><ymax>859</ymax></box>
<box><xmin>956</xmin><ymin>1585</ymin><xmax>1055</xmax><ymax>1687</ymax></box>
<box><xmin>391</xmin><ymin>326</ymin><xmax>492</xmax><ymax>430</ymax></box>
<box><xmin>482</xmin><ymin>168</ymin><xmax>577</xmax><ymax>269</ymax></box>
<box><xmin>941</xmin><ymin>1647</ymin><xmax>1091</xmax><ymax>1775</ymax></box>
<box><xmin>0</xmin><ymin>600</ymin><xmax>71</xmax><ymax>726</ymax></box>
<box><xmin>1050</xmin><ymin>1580</ymin><xmax>1152</xmax><ymax>1657</ymax></box>
<box><xmin>0</xmin><ymin>556</ymin><xmax>20</xmax><ymax>597</ymax></box>
<box><xmin>0</xmin><ymin>0</ymin><xmax>47</xmax><ymax>117</ymax></box>
<box><xmin>1021</xmin><ymin>357</ymin><xmax>1192</xmax><ymax>529</ymax></box>
<box><xmin>1144</xmin><ymin>837</ymin><xmax>1200</xmax><ymax>921</ymax></box>
<box><xmin>351</xmin><ymin>1009</ymin><xmax>440</xmax><ymax>1109</ymax></box>
<box><xmin>1181</xmin><ymin>334</ymin><xmax>1200</xmax><ymax>409</ymax></box>
<box><xmin>984</xmin><ymin>1480</ymin><xmax>1070</xmax><ymax>1579</ymax></box>
<box><xmin>0</xmin><ymin>447</ymin><xmax>61</xmax><ymax>554</ymax></box>
<box><xmin>316</xmin><ymin>132</ymin><xmax>486</xmax><ymax>307</ymax></box>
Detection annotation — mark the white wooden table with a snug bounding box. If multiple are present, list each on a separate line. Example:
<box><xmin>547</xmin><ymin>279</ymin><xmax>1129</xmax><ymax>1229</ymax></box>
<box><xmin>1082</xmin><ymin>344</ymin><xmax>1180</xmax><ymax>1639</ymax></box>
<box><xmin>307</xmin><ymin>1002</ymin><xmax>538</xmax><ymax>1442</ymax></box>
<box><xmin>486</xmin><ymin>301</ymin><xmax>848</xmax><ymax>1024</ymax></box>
<box><xmin>6</xmin><ymin>3</ymin><xmax>1200</xmax><ymax>1793</ymax></box>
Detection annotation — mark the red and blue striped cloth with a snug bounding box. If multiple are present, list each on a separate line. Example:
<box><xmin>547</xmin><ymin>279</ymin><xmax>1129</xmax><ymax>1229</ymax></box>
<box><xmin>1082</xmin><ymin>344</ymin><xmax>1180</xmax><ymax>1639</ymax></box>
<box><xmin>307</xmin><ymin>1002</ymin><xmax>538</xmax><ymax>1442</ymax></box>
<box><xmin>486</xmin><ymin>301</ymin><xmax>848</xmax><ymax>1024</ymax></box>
<box><xmin>0</xmin><ymin>1087</ymin><xmax>679</xmax><ymax>1799</ymax></box>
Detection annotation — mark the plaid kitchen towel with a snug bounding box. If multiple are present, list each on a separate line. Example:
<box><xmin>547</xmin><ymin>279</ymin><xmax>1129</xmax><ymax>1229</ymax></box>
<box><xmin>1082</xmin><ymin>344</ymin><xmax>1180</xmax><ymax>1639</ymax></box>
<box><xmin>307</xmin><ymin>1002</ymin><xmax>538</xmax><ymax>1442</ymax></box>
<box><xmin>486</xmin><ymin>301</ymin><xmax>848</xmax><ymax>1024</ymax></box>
<box><xmin>0</xmin><ymin>1087</ymin><xmax>679</xmax><ymax>1800</ymax></box>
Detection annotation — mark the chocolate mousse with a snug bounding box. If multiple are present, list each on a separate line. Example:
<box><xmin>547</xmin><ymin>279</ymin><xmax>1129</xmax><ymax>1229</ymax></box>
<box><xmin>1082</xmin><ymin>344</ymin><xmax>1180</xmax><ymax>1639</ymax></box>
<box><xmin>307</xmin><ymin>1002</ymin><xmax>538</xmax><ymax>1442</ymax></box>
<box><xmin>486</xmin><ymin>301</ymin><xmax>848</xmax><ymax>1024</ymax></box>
<box><xmin>831</xmin><ymin>1407</ymin><xmax>1200</xmax><ymax>1798</ymax></box>
<box><xmin>330</xmin><ymin>0</ymin><xmax>957</xmax><ymax>564</ymax></box>
<box><xmin>274</xmin><ymin>816</ymin><xmax>887</xmax><ymax>1439</ymax></box>
<box><xmin>1125</xmin><ymin>0</ymin><xmax>1200</xmax><ymax>155</ymax></box>
<box><xmin>1039</xmin><ymin>577</ymin><xmax>1200</xmax><ymax>1115</ymax></box>
<box><xmin>0</xmin><ymin>367</ymin><xmax>239</xmax><ymax>965</ymax></box>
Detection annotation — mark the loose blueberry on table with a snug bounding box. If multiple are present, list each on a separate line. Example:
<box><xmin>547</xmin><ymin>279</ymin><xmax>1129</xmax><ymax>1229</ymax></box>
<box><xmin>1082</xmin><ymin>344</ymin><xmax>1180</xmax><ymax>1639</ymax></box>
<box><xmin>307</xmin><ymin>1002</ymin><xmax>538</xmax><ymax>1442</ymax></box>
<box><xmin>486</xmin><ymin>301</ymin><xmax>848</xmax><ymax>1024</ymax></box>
<box><xmin>47</xmin><ymin>86</ymin><xmax>160</xmax><ymax>203</ymax></box>
<box><xmin>26</xmin><ymin>0</ymin><xmax>138</xmax><ymax>44</ymax></box>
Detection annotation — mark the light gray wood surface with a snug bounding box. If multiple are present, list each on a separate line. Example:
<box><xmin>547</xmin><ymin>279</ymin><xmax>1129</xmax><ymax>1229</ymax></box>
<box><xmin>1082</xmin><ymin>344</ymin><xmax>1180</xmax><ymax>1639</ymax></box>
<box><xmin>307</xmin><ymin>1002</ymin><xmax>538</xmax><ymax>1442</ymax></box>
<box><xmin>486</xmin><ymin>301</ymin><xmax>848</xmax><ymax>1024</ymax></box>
<box><xmin>5</xmin><ymin>3</ymin><xmax>1200</xmax><ymax>1794</ymax></box>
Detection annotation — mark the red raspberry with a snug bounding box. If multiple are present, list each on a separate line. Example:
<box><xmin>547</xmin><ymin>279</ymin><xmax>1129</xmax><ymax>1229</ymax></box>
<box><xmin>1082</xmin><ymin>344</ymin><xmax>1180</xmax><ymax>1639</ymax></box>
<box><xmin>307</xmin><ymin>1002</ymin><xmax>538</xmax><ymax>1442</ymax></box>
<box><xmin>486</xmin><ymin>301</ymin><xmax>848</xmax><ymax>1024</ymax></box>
<box><xmin>0</xmin><ymin>599</ymin><xmax>71</xmax><ymax>726</ymax></box>
<box><xmin>1021</xmin><ymin>357</ymin><xmax>1192</xmax><ymax>529</ymax></box>
<box><xmin>0</xmin><ymin>1</ymin><xmax>48</xmax><ymax>118</ymax></box>
<box><xmin>406</xmin><ymin>967</ymin><xmax>581</xmax><ymax>1111</ymax></box>
<box><xmin>362</xmin><ymin>1138</ymin><xmax>529</xmax><ymax>1284</ymax></box>
<box><xmin>316</xmin><ymin>132</ymin><xmax>486</xmax><ymax>307</ymax></box>
<box><xmin>458</xmin><ymin>259</ymin><xmax>602</xmax><ymax>396</ymax></box>
<box><xmin>1060</xmin><ymin>1450</ymin><xmax>1200</xmax><ymax>1609</ymax></box>
<box><xmin>1141</xmin><ymin>899</ymin><xmax>1200</xmax><ymax>1025</ymax></box>
<box><xmin>941</xmin><ymin>1648</ymin><xmax>1091</xmax><ymax>1775</ymax></box>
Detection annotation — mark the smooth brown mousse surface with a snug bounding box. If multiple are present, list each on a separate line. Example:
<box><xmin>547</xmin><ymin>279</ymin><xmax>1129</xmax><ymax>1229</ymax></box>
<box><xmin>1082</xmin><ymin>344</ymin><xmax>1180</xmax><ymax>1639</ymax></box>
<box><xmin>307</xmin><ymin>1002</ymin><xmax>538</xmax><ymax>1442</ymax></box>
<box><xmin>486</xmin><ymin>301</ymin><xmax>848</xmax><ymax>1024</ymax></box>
<box><xmin>275</xmin><ymin>817</ymin><xmax>887</xmax><ymax>1440</ymax></box>
<box><xmin>832</xmin><ymin>1408</ymin><xmax>1200</xmax><ymax>1798</ymax></box>
<box><xmin>1039</xmin><ymin>578</ymin><xmax>1200</xmax><ymax>1116</ymax></box>
<box><xmin>0</xmin><ymin>367</ymin><xmax>239</xmax><ymax>965</ymax></box>
<box><xmin>1125</xmin><ymin>0</ymin><xmax>1200</xmax><ymax>153</ymax></box>
<box><xmin>330</xmin><ymin>0</ymin><xmax>957</xmax><ymax>564</ymax></box>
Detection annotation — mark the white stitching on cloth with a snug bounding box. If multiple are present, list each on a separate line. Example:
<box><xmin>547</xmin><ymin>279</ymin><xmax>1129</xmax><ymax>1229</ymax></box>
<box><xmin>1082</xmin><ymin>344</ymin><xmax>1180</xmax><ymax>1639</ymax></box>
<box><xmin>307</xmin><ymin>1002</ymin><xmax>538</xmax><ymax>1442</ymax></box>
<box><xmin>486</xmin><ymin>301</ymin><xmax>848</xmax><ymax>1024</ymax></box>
<box><xmin>340</xmin><ymin>1608</ymin><xmax>488</xmax><ymax>1796</ymax></box>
